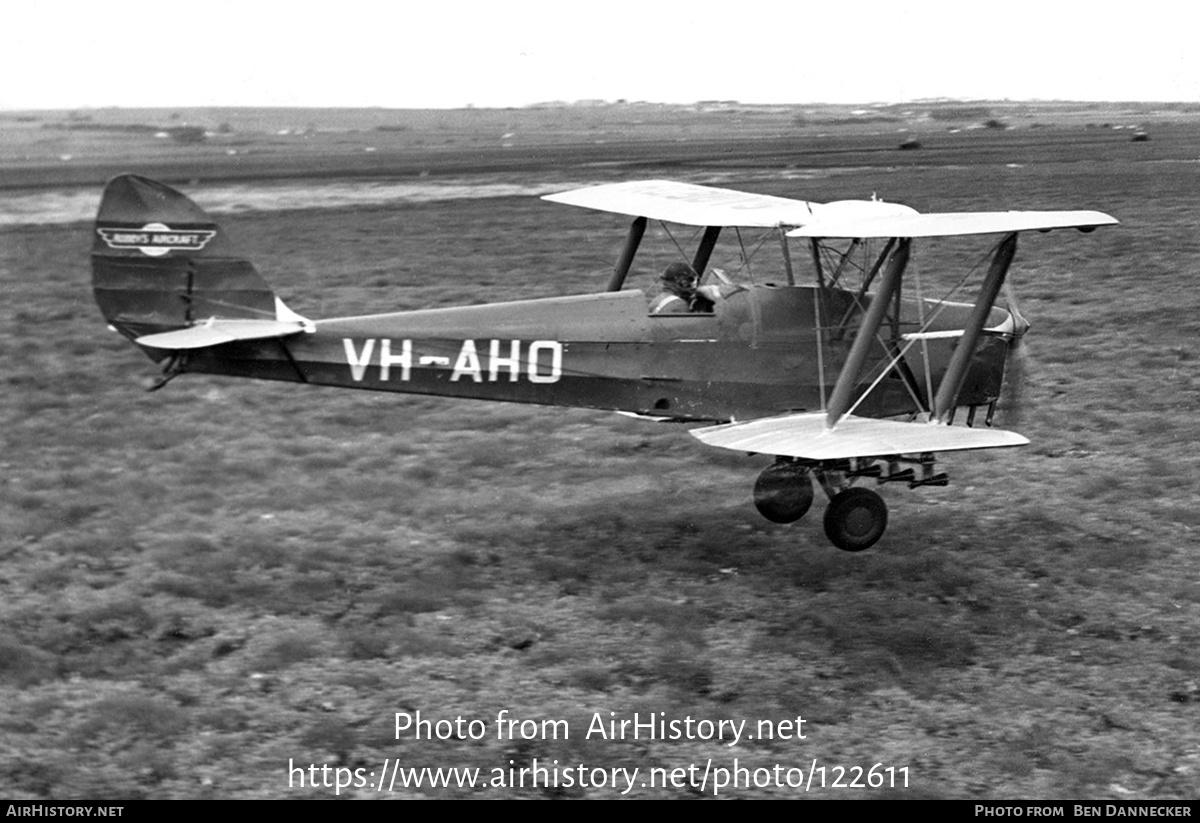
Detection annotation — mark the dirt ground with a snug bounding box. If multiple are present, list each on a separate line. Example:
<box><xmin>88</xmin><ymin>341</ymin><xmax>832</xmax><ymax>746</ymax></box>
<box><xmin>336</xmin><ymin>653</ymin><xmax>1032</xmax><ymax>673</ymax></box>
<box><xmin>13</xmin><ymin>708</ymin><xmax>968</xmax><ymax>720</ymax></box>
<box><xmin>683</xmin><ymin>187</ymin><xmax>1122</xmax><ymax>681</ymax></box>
<box><xmin>1</xmin><ymin>103</ymin><xmax>1198</xmax><ymax>799</ymax></box>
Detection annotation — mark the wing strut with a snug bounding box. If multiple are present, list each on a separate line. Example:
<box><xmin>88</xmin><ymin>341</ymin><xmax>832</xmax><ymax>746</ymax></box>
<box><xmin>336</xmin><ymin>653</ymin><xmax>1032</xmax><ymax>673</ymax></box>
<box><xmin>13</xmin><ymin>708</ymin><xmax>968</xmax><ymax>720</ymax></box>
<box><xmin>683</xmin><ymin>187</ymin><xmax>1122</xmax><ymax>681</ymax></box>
<box><xmin>607</xmin><ymin>216</ymin><xmax>647</xmax><ymax>292</ymax></box>
<box><xmin>931</xmin><ymin>232</ymin><xmax>1017</xmax><ymax>422</ymax></box>
<box><xmin>691</xmin><ymin>226</ymin><xmax>721</xmax><ymax>276</ymax></box>
<box><xmin>778</xmin><ymin>228</ymin><xmax>795</xmax><ymax>285</ymax></box>
<box><xmin>825</xmin><ymin>238</ymin><xmax>911</xmax><ymax>429</ymax></box>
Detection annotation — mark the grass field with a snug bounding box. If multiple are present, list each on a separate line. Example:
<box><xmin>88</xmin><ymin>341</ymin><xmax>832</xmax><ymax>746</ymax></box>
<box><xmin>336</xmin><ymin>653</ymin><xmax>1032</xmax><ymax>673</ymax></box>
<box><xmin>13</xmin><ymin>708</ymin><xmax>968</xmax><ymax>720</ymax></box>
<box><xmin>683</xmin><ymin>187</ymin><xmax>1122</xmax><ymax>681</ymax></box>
<box><xmin>1</xmin><ymin>104</ymin><xmax>1199</xmax><ymax>799</ymax></box>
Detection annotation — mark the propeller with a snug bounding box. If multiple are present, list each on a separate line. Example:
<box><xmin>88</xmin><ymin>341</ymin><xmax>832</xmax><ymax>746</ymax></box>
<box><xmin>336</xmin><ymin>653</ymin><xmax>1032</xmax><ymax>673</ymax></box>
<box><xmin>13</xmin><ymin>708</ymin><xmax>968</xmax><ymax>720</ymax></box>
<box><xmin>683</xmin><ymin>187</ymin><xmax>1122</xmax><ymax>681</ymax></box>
<box><xmin>996</xmin><ymin>280</ymin><xmax>1031</xmax><ymax>427</ymax></box>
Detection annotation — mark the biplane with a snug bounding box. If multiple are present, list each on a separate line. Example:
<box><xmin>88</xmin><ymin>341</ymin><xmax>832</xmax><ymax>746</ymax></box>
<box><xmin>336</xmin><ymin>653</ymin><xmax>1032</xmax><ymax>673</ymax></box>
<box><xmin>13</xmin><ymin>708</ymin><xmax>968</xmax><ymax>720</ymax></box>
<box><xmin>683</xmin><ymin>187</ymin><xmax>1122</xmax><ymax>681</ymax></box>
<box><xmin>91</xmin><ymin>175</ymin><xmax>1116</xmax><ymax>551</ymax></box>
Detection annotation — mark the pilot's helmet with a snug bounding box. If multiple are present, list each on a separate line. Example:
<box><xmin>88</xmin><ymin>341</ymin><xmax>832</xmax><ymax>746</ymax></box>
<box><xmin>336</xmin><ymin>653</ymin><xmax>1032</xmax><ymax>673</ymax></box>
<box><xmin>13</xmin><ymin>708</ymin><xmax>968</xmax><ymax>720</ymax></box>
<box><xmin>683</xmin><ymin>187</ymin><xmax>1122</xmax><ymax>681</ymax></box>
<box><xmin>661</xmin><ymin>262</ymin><xmax>697</xmax><ymax>289</ymax></box>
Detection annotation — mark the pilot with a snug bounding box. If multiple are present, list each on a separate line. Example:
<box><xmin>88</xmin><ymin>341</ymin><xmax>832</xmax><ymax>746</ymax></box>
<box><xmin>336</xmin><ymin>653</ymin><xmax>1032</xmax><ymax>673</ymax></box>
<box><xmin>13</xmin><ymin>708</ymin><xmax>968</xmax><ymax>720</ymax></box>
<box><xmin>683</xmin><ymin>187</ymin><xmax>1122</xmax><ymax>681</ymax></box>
<box><xmin>649</xmin><ymin>262</ymin><xmax>717</xmax><ymax>314</ymax></box>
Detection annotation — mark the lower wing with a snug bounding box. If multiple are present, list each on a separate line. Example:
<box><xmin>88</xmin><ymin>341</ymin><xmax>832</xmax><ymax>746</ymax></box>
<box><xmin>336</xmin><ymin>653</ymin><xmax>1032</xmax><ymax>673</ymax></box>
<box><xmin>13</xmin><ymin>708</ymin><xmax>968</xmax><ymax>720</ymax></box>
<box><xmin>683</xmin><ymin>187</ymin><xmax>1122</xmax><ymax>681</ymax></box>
<box><xmin>691</xmin><ymin>413</ymin><xmax>1027</xmax><ymax>460</ymax></box>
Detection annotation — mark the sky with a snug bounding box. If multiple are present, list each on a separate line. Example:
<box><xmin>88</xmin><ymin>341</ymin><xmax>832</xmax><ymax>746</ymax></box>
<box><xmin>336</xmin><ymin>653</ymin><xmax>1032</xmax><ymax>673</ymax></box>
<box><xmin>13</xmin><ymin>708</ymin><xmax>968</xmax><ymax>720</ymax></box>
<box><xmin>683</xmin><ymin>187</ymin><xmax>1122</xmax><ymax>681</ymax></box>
<box><xmin>5</xmin><ymin>1</ymin><xmax>1197</xmax><ymax>110</ymax></box>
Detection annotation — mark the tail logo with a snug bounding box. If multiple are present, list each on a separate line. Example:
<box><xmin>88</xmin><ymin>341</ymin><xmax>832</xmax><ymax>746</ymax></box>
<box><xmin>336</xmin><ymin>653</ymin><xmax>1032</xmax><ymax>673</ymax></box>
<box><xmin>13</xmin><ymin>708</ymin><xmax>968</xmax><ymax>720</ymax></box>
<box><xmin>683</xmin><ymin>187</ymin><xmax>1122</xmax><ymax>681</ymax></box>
<box><xmin>97</xmin><ymin>223</ymin><xmax>217</xmax><ymax>257</ymax></box>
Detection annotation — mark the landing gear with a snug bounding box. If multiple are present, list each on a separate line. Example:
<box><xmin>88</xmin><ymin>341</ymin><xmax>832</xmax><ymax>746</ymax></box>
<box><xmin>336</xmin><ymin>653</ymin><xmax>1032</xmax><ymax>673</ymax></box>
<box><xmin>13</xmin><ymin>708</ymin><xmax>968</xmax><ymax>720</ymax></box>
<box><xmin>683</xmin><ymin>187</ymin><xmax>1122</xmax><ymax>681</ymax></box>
<box><xmin>747</xmin><ymin>456</ymin><xmax>935</xmax><ymax>550</ymax></box>
<box><xmin>823</xmin><ymin>487</ymin><xmax>888</xmax><ymax>552</ymax></box>
<box><xmin>753</xmin><ymin>462</ymin><xmax>813</xmax><ymax>523</ymax></box>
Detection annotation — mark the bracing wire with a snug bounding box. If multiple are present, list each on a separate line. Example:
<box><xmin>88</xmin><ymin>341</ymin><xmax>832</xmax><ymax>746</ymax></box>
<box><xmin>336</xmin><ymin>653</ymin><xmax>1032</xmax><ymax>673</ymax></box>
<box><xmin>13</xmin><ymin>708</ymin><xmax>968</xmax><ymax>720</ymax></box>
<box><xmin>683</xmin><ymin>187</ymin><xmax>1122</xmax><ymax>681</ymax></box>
<box><xmin>841</xmin><ymin>236</ymin><xmax>1006</xmax><ymax>421</ymax></box>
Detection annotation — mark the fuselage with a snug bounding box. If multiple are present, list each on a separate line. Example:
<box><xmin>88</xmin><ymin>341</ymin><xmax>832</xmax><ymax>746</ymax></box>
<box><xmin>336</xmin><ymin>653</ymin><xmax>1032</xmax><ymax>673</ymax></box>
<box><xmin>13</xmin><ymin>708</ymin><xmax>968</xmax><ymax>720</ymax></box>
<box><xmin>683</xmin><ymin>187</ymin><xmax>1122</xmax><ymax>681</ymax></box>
<box><xmin>177</xmin><ymin>284</ymin><xmax>1013</xmax><ymax>423</ymax></box>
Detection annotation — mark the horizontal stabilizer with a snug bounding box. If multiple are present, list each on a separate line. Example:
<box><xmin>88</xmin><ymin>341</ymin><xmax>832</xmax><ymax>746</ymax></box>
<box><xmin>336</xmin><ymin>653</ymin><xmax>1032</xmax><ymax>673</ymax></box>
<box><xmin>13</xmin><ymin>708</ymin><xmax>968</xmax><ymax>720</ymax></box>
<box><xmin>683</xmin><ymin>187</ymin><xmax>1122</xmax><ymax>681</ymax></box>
<box><xmin>135</xmin><ymin>319</ymin><xmax>307</xmax><ymax>350</ymax></box>
<box><xmin>692</xmin><ymin>413</ymin><xmax>1029</xmax><ymax>460</ymax></box>
<box><xmin>789</xmin><ymin>210</ymin><xmax>1118</xmax><ymax>239</ymax></box>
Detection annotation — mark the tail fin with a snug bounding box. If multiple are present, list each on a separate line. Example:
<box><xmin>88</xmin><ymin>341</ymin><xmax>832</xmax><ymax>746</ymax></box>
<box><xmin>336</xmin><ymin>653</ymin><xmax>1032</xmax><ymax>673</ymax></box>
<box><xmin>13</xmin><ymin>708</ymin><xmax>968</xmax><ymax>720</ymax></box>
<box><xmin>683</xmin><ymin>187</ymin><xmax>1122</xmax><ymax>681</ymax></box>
<box><xmin>92</xmin><ymin>175</ymin><xmax>294</xmax><ymax>358</ymax></box>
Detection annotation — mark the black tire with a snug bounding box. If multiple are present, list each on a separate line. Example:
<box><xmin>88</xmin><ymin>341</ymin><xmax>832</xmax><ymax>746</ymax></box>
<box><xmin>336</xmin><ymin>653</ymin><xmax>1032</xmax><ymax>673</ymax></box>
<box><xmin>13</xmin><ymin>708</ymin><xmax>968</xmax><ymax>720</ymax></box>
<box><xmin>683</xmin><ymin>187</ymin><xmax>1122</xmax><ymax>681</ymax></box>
<box><xmin>753</xmin><ymin>463</ymin><xmax>814</xmax><ymax>524</ymax></box>
<box><xmin>823</xmin><ymin>487</ymin><xmax>888</xmax><ymax>552</ymax></box>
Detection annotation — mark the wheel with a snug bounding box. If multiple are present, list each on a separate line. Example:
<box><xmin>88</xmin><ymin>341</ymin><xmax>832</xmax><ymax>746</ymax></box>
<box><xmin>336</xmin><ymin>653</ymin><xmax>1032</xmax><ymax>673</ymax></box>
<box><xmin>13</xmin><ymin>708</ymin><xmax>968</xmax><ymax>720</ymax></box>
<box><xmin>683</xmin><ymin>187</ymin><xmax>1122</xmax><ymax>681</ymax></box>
<box><xmin>753</xmin><ymin>463</ymin><xmax>814</xmax><ymax>523</ymax></box>
<box><xmin>823</xmin><ymin>487</ymin><xmax>888</xmax><ymax>552</ymax></box>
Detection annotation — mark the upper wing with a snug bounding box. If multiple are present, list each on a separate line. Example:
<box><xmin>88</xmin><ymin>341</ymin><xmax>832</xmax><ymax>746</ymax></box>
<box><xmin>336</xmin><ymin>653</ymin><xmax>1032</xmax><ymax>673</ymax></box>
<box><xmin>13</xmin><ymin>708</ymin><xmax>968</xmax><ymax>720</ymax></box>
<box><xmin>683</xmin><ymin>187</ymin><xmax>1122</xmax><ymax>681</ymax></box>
<box><xmin>543</xmin><ymin>180</ymin><xmax>917</xmax><ymax>228</ymax></box>
<box><xmin>789</xmin><ymin>210</ymin><xmax>1118</xmax><ymax>239</ymax></box>
<box><xmin>545</xmin><ymin>180</ymin><xmax>1116</xmax><ymax>237</ymax></box>
<box><xmin>691</xmin><ymin>412</ymin><xmax>1028</xmax><ymax>460</ymax></box>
